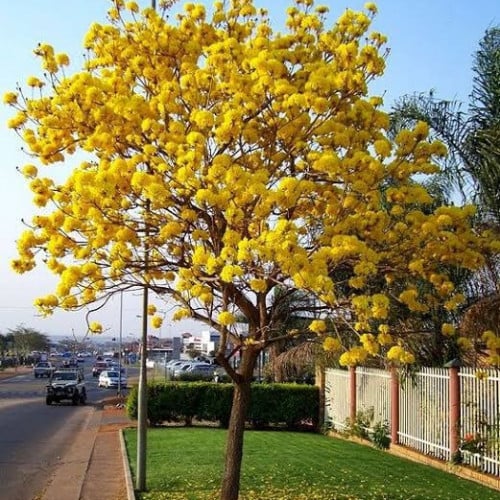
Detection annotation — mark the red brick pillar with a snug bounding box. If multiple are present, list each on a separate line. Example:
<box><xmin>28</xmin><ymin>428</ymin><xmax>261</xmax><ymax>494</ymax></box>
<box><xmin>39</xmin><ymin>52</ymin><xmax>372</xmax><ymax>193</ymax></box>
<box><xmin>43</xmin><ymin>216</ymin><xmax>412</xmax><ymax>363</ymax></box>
<box><xmin>390</xmin><ymin>367</ymin><xmax>400</xmax><ymax>445</ymax></box>
<box><xmin>349</xmin><ymin>365</ymin><xmax>357</xmax><ymax>424</ymax></box>
<box><xmin>448</xmin><ymin>361</ymin><xmax>461</xmax><ymax>455</ymax></box>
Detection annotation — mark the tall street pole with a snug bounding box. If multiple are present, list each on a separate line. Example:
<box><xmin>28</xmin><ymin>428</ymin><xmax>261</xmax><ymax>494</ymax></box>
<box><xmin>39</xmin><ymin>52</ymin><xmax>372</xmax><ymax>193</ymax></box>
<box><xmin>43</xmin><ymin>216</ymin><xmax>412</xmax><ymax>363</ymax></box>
<box><xmin>136</xmin><ymin>283</ymin><xmax>149</xmax><ymax>491</ymax></box>
<box><xmin>118</xmin><ymin>290</ymin><xmax>123</xmax><ymax>404</ymax></box>
<box><xmin>136</xmin><ymin>193</ymin><xmax>152</xmax><ymax>490</ymax></box>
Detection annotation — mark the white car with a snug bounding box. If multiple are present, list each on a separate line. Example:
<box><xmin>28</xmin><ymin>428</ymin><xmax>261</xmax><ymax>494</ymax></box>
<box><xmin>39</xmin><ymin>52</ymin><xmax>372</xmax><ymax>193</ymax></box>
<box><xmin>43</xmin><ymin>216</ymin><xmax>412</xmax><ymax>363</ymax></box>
<box><xmin>98</xmin><ymin>370</ymin><xmax>127</xmax><ymax>389</ymax></box>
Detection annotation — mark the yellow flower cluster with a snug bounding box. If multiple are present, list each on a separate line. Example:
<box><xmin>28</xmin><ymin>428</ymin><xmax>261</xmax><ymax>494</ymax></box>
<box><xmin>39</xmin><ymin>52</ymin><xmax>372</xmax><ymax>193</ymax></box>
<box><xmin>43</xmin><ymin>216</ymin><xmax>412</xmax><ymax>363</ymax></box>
<box><xmin>218</xmin><ymin>311</ymin><xmax>236</xmax><ymax>326</ymax></box>
<box><xmin>441</xmin><ymin>323</ymin><xmax>456</xmax><ymax>337</ymax></box>
<box><xmin>89</xmin><ymin>321</ymin><xmax>103</xmax><ymax>334</ymax></box>
<box><xmin>151</xmin><ymin>316</ymin><xmax>163</xmax><ymax>329</ymax></box>
<box><xmin>351</xmin><ymin>293</ymin><xmax>390</xmax><ymax>322</ymax></box>
<box><xmin>482</xmin><ymin>330</ymin><xmax>500</xmax><ymax>350</ymax></box>
<box><xmin>309</xmin><ymin>320</ymin><xmax>326</xmax><ymax>334</ymax></box>
<box><xmin>323</xmin><ymin>336</ymin><xmax>342</xmax><ymax>352</ymax></box>
<box><xmin>339</xmin><ymin>346</ymin><xmax>369</xmax><ymax>367</ymax></box>
<box><xmin>387</xmin><ymin>345</ymin><xmax>415</xmax><ymax>365</ymax></box>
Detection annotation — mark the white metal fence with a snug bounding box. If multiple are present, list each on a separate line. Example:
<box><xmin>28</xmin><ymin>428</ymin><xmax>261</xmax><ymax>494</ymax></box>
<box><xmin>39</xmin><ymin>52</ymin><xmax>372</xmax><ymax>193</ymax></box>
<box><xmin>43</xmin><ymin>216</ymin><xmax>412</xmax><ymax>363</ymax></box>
<box><xmin>399</xmin><ymin>367</ymin><xmax>450</xmax><ymax>461</ymax></box>
<box><xmin>325</xmin><ymin>366</ymin><xmax>500</xmax><ymax>476</ymax></box>
<box><xmin>325</xmin><ymin>368</ymin><xmax>349</xmax><ymax>430</ymax></box>
<box><xmin>460</xmin><ymin>367</ymin><xmax>500</xmax><ymax>475</ymax></box>
<box><xmin>357</xmin><ymin>367</ymin><xmax>391</xmax><ymax>425</ymax></box>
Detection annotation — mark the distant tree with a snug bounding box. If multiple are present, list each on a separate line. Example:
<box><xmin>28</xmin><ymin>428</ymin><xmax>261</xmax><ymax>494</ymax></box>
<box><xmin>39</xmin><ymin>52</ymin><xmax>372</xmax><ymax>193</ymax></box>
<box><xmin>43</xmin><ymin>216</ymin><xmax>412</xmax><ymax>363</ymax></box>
<box><xmin>0</xmin><ymin>333</ymin><xmax>8</xmax><ymax>356</ymax></box>
<box><xmin>5</xmin><ymin>1</ymin><xmax>497</xmax><ymax>498</ymax></box>
<box><xmin>7</xmin><ymin>325</ymin><xmax>50</xmax><ymax>358</ymax></box>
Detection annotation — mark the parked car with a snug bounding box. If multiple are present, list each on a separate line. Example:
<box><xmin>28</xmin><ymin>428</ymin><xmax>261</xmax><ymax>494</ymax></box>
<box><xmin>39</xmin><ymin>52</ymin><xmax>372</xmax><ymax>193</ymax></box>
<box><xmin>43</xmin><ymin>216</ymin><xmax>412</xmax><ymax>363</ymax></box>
<box><xmin>98</xmin><ymin>370</ymin><xmax>127</xmax><ymax>389</ymax></box>
<box><xmin>33</xmin><ymin>361</ymin><xmax>56</xmax><ymax>378</ymax></box>
<box><xmin>172</xmin><ymin>362</ymin><xmax>195</xmax><ymax>378</ymax></box>
<box><xmin>166</xmin><ymin>360</ymin><xmax>188</xmax><ymax>376</ymax></box>
<box><xmin>184</xmin><ymin>363</ymin><xmax>216</xmax><ymax>379</ymax></box>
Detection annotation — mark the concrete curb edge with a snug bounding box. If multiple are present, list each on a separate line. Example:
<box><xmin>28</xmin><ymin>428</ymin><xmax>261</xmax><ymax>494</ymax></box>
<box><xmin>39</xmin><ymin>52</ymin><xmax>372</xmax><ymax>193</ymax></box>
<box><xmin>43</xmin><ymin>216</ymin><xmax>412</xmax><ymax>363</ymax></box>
<box><xmin>120</xmin><ymin>428</ymin><xmax>136</xmax><ymax>500</ymax></box>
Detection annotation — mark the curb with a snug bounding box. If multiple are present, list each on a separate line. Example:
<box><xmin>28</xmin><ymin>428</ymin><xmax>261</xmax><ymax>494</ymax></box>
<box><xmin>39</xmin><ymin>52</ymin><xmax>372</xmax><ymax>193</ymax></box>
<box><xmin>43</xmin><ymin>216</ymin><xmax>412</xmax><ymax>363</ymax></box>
<box><xmin>120</xmin><ymin>428</ymin><xmax>136</xmax><ymax>500</ymax></box>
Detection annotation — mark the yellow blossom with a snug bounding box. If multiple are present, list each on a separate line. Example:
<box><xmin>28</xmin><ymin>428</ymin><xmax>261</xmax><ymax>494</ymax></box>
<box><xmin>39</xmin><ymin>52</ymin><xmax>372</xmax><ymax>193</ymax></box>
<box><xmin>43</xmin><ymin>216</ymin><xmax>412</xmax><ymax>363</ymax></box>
<box><xmin>323</xmin><ymin>337</ymin><xmax>342</xmax><ymax>352</ymax></box>
<box><xmin>151</xmin><ymin>315</ymin><xmax>163</xmax><ymax>329</ymax></box>
<box><xmin>26</xmin><ymin>76</ymin><xmax>44</xmax><ymax>88</ymax></box>
<box><xmin>441</xmin><ymin>323</ymin><xmax>456</xmax><ymax>337</ymax></box>
<box><xmin>249</xmin><ymin>278</ymin><xmax>267</xmax><ymax>293</ymax></box>
<box><xmin>172</xmin><ymin>308</ymin><xmax>191</xmax><ymax>321</ymax></box>
<box><xmin>218</xmin><ymin>311</ymin><xmax>236</xmax><ymax>326</ymax></box>
<box><xmin>3</xmin><ymin>92</ymin><xmax>17</xmax><ymax>104</ymax></box>
<box><xmin>21</xmin><ymin>164</ymin><xmax>38</xmax><ymax>178</ymax></box>
<box><xmin>309</xmin><ymin>320</ymin><xmax>326</xmax><ymax>334</ymax></box>
<box><xmin>457</xmin><ymin>337</ymin><xmax>473</xmax><ymax>350</ymax></box>
<box><xmin>89</xmin><ymin>321</ymin><xmax>103</xmax><ymax>334</ymax></box>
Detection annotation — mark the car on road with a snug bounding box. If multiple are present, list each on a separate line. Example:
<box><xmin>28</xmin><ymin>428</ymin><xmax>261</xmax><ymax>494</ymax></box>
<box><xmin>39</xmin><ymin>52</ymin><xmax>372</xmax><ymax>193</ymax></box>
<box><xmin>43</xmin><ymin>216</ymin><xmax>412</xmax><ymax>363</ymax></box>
<box><xmin>62</xmin><ymin>357</ymin><xmax>79</xmax><ymax>368</ymax></box>
<box><xmin>98</xmin><ymin>370</ymin><xmax>127</xmax><ymax>389</ymax></box>
<box><xmin>46</xmin><ymin>369</ymin><xmax>86</xmax><ymax>405</ymax></box>
<box><xmin>33</xmin><ymin>361</ymin><xmax>56</xmax><ymax>378</ymax></box>
<box><xmin>92</xmin><ymin>361</ymin><xmax>109</xmax><ymax>377</ymax></box>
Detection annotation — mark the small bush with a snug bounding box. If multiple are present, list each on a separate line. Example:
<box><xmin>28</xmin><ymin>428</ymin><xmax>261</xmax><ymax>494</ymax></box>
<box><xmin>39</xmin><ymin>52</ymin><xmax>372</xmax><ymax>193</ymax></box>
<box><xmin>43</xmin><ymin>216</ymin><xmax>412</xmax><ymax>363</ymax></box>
<box><xmin>371</xmin><ymin>421</ymin><xmax>391</xmax><ymax>449</ymax></box>
<box><xmin>343</xmin><ymin>408</ymin><xmax>374</xmax><ymax>440</ymax></box>
<box><xmin>341</xmin><ymin>408</ymin><xmax>391</xmax><ymax>450</ymax></box>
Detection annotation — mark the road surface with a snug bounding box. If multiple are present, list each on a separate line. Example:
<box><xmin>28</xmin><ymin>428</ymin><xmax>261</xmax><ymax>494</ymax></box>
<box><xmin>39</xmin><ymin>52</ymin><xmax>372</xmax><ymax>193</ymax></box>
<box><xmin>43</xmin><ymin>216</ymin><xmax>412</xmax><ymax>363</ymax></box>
<box><xmin>0</xmin><ymin>362</ymin><xmax>121</xmax><ymax>500</ymax></box>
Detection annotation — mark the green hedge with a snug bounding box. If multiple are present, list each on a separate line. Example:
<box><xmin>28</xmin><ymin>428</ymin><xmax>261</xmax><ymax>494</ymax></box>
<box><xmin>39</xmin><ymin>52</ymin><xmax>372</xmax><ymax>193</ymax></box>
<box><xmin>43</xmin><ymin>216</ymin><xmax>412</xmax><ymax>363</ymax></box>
<box><xmin>126</xmin><ymin>382</ymin><xmax>319</xmax><ymax>430</ymax></box>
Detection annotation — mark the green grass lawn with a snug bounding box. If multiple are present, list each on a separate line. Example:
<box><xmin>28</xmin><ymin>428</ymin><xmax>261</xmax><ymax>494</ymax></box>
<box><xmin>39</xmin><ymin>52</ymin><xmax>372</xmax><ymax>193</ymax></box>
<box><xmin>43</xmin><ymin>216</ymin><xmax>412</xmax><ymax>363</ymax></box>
<box><xmin>124</xmin><ymin>427</ymin><xmax>500</xmax><ymax>500</ymax></box>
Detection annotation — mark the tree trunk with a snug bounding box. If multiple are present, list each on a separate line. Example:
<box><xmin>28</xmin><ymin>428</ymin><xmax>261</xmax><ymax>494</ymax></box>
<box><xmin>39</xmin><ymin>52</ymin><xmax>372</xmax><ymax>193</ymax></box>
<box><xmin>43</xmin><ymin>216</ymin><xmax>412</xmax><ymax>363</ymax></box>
<box><xmin>220</xmin><ymin>348</ymin><xmax>258</xmax><ymax>500</ymax></box>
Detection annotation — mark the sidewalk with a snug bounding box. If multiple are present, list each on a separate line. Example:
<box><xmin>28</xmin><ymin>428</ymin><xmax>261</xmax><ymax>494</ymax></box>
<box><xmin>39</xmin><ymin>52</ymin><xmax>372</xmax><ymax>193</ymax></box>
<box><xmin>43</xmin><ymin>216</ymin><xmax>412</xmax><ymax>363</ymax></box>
<box><xmin>41</xmin><ymin>397</ymin><xmax>136</xmax><ymax>500</ymax></box>
<box><xmin>80</xmin><ymin>401</ymin><xmax>135</xmax><ymax>500</ymax></box>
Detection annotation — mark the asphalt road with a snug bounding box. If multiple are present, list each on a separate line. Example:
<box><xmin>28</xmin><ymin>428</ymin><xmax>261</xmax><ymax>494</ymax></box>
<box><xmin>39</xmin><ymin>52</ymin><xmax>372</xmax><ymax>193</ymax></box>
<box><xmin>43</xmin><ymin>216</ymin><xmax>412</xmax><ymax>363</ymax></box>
<box><xmin>0</xmin><ymin>361</ymin><xmax>124</xmax><ymax>500</ymax></box>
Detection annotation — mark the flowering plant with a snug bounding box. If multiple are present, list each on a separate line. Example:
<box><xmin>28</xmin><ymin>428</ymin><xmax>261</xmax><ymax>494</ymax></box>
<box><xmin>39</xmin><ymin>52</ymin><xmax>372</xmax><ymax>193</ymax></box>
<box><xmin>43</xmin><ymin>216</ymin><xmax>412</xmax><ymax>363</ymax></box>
<box><xmin>460</xmin><ymin>433</ymin><xmax>486</xmax><ymax>454</ymax></box>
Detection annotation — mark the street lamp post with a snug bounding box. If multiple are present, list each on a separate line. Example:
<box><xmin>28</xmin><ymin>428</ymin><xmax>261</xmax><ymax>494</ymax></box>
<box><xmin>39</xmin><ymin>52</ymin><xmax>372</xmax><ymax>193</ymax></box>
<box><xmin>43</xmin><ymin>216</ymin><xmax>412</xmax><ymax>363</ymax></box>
<box><xmin>136</xmin><ymin>284</ymin><xmax>149</xmax><ymax>491</ymax></box>
<box><xmin>117</xmin><ymin>290</ymin><xmax>124</xmax><ymax>406</ymax></box>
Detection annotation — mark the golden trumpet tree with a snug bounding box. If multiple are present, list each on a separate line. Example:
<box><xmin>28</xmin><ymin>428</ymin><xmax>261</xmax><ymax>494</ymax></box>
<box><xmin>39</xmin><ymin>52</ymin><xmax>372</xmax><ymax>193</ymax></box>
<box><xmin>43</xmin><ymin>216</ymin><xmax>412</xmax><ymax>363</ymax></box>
<box><xmin>5</xmin><ymin>0</ymin><xmax>498</xmax><ymax>498</ymax></box>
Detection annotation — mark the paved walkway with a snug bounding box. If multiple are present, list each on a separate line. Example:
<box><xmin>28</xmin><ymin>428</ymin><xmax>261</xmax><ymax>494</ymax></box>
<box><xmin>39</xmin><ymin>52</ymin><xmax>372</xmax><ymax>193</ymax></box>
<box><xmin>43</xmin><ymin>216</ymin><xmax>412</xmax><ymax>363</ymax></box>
<box><xmin>41</xmin><ymin>399</ymin><xmax>135</xmax><ymax>500</ymax></box>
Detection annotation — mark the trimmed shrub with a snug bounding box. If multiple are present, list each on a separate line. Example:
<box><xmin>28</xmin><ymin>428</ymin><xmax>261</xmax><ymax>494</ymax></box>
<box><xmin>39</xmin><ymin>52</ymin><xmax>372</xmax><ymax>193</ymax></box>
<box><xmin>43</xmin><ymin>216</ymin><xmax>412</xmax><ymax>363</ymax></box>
<box><xmin>197</xmin><ymin>383</ymin><xmax>233</xmax><ymax>427</ymax></box>
<box><xmin>126</xmin><ymin>381</ymin><xmax>320</xmax><ymax>431</ymax></box>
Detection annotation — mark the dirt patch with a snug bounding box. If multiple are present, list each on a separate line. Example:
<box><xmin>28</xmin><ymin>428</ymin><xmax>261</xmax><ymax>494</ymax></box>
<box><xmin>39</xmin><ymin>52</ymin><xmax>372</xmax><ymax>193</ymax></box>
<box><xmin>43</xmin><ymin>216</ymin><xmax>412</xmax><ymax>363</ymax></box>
<box><xmin>0</xmin><ymin>366</ymin><xmax>31</xmax><ymax>380</ymax></box>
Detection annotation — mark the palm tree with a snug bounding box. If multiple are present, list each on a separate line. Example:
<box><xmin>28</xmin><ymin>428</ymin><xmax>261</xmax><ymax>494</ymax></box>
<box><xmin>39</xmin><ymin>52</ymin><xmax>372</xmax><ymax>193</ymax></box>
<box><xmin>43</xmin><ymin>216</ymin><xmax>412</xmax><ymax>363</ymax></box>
<box><xmin>390</xmin><ymin>26</ymin><xmax>500</xmax><ymax>359</ymax></box>
<box><xmin>390</xmin><ymin>26</ymin><xmax>500</xmax><ymax>226</ymax></box>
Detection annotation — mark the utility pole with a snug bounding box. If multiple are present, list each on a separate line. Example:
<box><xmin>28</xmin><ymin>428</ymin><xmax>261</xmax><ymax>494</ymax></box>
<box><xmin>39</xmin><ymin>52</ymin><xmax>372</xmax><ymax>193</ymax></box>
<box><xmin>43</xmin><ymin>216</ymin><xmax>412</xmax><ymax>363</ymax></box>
<box><xmin>136</xmin><ymin>198</ymin><xmax>152</xmax><ymax>491</ymax></box>
<box><xmin>117</xmin><ymin>290</ymin><xmax>124</xmax><ymax>407</ymax></box>
<box><xmin>136</xmin><ymin>283</ymin><xmax>149</xmax><ymax>491</ymax></box>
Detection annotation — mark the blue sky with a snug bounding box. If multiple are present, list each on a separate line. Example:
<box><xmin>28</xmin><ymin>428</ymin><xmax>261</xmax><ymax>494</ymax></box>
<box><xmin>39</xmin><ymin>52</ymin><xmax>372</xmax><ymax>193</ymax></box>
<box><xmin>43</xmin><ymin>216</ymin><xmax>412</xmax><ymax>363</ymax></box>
<box><xmin>0</xmin><ymin>0</ymin><xmax>498</xmax><ymax>339</ymax></box>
